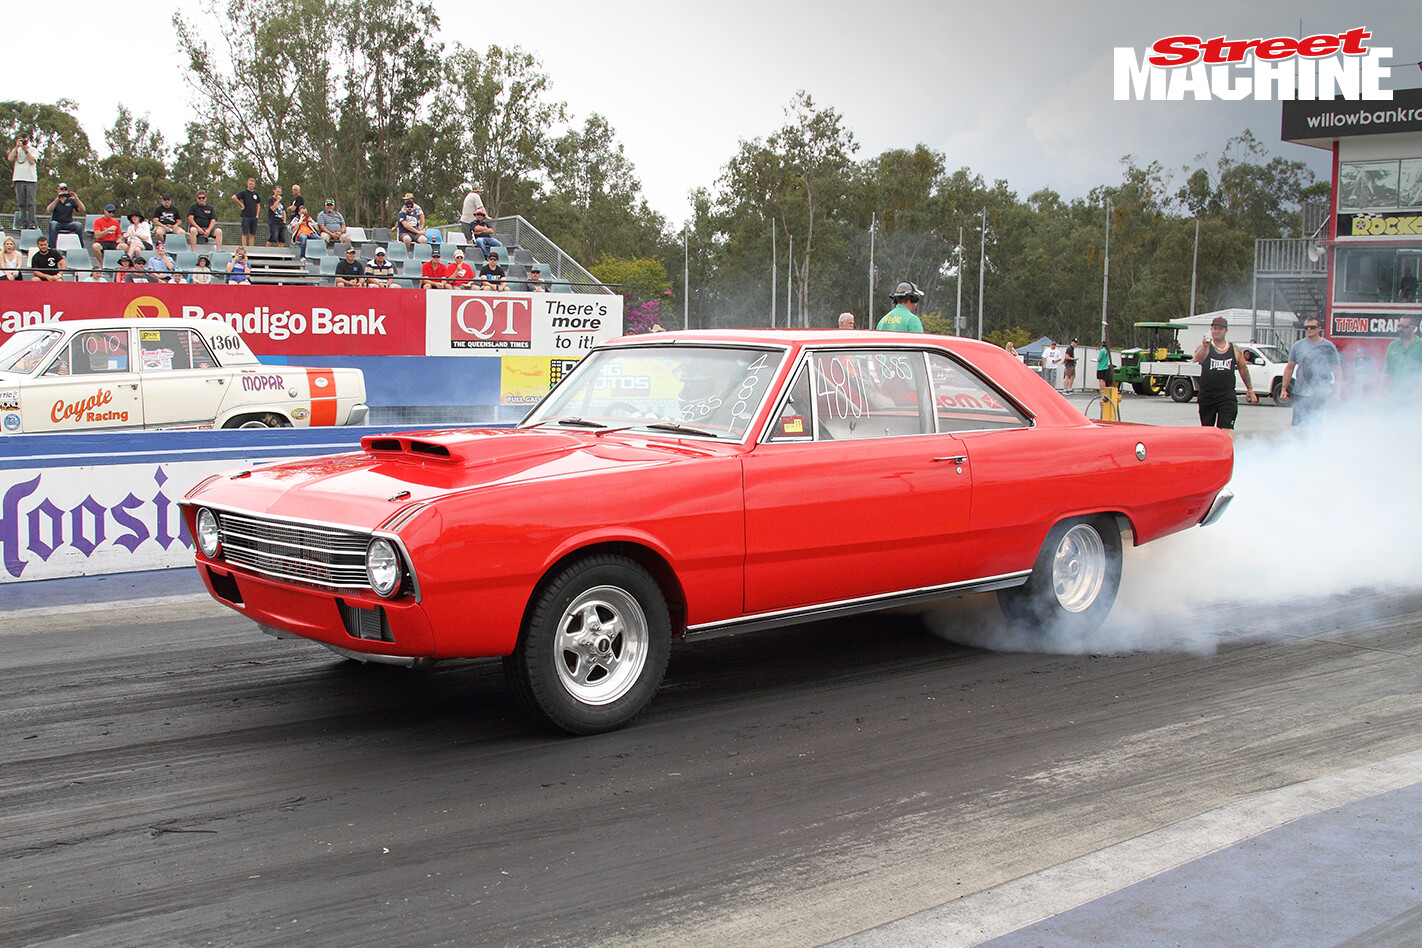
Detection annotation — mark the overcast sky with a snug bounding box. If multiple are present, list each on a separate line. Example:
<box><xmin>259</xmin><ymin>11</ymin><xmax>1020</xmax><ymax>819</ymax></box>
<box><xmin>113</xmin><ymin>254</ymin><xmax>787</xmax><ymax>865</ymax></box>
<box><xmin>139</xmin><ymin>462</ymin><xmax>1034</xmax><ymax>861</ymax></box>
<box><xmin>10</xmin><ymin>0</ymin><xmax>1420</xmax><ymax>224</ymax></box>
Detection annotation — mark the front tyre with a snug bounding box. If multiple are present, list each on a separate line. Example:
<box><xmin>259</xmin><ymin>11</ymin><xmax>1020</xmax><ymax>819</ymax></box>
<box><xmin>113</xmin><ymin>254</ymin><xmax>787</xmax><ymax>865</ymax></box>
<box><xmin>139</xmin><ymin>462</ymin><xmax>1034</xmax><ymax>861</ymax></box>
<box><xmin>504</xmin><ymin>555</ymin><xmax>670</xmax><ymax>735</ymax></box>
<box><xmin>998</xmin><ymin>516</ymin><xmax>1123</xmax><ymax>637</ymax></box>
<box><xmin>1168</xmin><ymin>378</ymin><xmax>1195</xmax><ymax>402</ymax></box>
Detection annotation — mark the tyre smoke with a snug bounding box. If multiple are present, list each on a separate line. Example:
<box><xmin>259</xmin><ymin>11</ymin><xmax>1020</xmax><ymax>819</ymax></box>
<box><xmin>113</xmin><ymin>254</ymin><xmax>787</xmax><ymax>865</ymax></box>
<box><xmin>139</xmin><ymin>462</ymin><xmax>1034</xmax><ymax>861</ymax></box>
<box><xmin>924</xmin><ymin>408</ymin><xmax>1422</xmax><ymax>654</ymax></box>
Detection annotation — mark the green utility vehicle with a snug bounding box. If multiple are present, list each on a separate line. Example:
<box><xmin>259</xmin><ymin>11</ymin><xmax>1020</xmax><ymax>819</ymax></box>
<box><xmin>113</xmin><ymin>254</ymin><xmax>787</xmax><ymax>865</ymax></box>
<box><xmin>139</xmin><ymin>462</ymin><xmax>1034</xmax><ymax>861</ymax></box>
<box><xmin>1112</xmin><ymin>322</ymin><xmax>1192</xmax><ymax>396</ymax></box>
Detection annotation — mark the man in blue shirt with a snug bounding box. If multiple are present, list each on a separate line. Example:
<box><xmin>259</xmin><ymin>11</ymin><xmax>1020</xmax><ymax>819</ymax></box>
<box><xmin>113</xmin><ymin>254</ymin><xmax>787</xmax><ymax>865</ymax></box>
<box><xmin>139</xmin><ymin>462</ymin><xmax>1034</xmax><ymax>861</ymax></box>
<box><xmin>1279</xmin><ymin>318</ymin><xmax>1340</xmax><ymax>426</ymax></box>
<box><xmin>146</xmin><ymin>243</ymin><xmax>177</xmax><ymax>282</ymax></box>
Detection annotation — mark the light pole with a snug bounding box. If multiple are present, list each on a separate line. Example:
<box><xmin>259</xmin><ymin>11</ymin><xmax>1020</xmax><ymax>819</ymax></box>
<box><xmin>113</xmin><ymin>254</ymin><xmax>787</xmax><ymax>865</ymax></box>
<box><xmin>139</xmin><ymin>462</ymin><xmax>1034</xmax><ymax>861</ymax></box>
<box><xmin>683</xmin><ymin>227</ymin><xmax>689</xmax><ymax>329</ymax></box>
<box><xmin>977</xmin><ymin>207</ymin><xmax>987</xmax><ymax>340</ymax></box>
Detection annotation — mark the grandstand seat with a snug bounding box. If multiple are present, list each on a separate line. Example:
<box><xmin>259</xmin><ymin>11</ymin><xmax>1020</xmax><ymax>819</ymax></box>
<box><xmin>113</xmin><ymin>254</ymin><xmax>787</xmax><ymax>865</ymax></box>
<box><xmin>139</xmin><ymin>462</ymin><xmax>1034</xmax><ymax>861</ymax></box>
<box><xmin>20</xmin><ymin>229</ymin><xmax>40</xmax><ymax>250</ymax></box>
<box><xmin>396</xmin><ymin>277</ymin><xmax>419</xmax><ymax>289</ymax></box>
<box><xmin>346</xmin><ymin>226</ymin><xmax>367</xmax><ymax>244</ymax></box>
<box><xmin>493</xmin><ymin>233</ymin><xmax>515</xmax><ymax>248</ymax></box>
<box><xmin>412</xmin><ymin>242</ymin><xmax>432</xmax><ymax>261</ymax></box>
<box><xmin>165</xmin><ymin>233</ymin><xmax>189</xmax><ymax>253</ymax></box>
<box><xmin>55</xmin><ymin>233</ymin><xmax>82</xmax><ymax>252</ymax></box>
<box><xmin>372</xmin><ymin>227</ymin><xmax>392</xmax><ymax>243</ymax></box>
<box><xmin>103</xmin><ymin>249</ymin><xmax>124</xmax><ymax>268</ymax></box>
<box><xmin>84</xmin><ymin>214</ymin><xmax>100</xmax><ymax>234</ymax></box>
<box><xmin>175</xmin><ymin>252</ymin><xmax>199</xmax><ymax>272</ymax></box>
<box><xmin>444</xmin><ymin>230</ymin><xmax>467</xmax><ymax>247</ymax></box>
<box><xmin>305</xmin><ymin>240</ymin><xmax>327</xmax><ymax>258</ymax></box>
<box><xmin>319</xmin><ymin>256</ymin><xmax>340</xmax><ymax>275</ymax></box>
<box><xmin>549</xmin><ymin>279</ymin><xmax>572</xmax><ymax>293</ymax></box>
<box><xmin>381</xmin><ymin>242</ymin><xmax>407</xmax><ymax>261</ymax></box>
<box><xmin>65</xmin><ymin>249</ymin><xmax>90</xmax><ymax>271</ymax></box>
<box><xmin>512</xmin><ymin>248</ymin><xmax>535</xmax><ymax>266</ymax></box>
<box><xmin>210</xmin><ymin>252</ymin><xmax>232</xmax><ymax>277</ymax></box>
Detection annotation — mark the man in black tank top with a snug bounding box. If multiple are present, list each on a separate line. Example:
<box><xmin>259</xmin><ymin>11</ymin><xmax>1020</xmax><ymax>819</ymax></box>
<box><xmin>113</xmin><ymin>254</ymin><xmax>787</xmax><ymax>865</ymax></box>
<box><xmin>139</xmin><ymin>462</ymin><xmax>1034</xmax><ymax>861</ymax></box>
<box><xmin>1192</xmin><ymin>316</ymin><xmax>1256</xmax><ymax>439</ymax></box>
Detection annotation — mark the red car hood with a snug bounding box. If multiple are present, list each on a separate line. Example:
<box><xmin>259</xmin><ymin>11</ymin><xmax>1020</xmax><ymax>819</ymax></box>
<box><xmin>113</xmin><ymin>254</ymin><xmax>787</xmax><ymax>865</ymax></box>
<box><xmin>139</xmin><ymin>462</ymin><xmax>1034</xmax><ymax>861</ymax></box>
<box><xmin>185</xmin><ymin>427</ymin><xmax>730</xmax><ymax>532</ymax></box>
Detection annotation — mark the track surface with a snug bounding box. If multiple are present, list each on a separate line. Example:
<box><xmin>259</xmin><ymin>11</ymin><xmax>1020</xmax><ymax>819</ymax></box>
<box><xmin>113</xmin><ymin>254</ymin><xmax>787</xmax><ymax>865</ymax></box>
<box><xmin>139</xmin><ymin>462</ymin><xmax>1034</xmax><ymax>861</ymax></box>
<box><xmin>3</xmin><ymin>583</ymin><xmax>1419</xmax><ymax>948</ymax></box>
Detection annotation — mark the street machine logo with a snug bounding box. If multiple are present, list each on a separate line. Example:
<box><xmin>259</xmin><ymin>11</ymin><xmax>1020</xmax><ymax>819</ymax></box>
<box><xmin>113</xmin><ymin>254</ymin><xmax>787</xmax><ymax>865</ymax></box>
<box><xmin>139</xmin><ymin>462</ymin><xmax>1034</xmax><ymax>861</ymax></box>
<box><xmin>1116</xmin><ymin>27</ymin><xmax>1394</xmax><ymax>101</ymax></box>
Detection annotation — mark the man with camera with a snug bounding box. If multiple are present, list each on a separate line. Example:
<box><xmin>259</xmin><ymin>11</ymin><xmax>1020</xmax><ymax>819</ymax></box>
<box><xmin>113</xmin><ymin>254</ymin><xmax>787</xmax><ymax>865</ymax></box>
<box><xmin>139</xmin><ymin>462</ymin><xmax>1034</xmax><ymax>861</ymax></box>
<box><xmin>45</xmin><ymin>182</ymin><xmax>86</xmax><ymax>249</ymax></box>
<box><xmin>8</xmin><ymin>135</ymin><xmax>38</xmax><ymax>230</ymax></box>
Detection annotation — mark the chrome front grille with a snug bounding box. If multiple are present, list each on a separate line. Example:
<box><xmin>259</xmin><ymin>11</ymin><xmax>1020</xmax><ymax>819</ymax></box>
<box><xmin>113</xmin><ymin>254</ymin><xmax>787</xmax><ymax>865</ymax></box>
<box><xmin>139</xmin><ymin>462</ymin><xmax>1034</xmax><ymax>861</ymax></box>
<box><xmin>216</xmin><ymin>511</ymin><xmax>371</xmax><ymax>589</ymax></box>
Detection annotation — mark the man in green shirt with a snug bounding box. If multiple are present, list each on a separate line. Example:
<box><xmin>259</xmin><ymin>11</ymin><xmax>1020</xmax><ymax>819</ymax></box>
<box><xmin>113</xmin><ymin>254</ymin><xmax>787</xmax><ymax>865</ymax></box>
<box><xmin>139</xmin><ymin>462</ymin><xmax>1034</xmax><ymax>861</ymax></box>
<box><xmin>877</xmin><ymin>282</ymin><xmax>924</xmax><ymax>332</ymax></box>
<box><xmin>1384</xmin><ymin>314</ymin><xmax>1422</xmax><ymax>403</ymax></box>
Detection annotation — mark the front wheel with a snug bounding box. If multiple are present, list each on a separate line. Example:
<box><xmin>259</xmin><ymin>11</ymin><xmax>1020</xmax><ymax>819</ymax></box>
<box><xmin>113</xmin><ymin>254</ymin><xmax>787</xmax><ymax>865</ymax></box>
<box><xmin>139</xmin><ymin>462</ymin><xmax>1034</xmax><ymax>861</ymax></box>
<box><xmin>504</xmin><ymin>555</ymin><xmax>670</xmax><ymax>734</ymax></box>
<box><xmin>1168</xmin><ymin>378</ymin><xmax>1195</xmax><ymax>402</ymax></box>
<box><xmin>998</xmin><ymin>515</ymin><xmax>1122</xmax><ymax>638</ymax></box>
<box><xmin>1271</xmin><ymin>379</ymin><xmax>1285</xmax><ymax>407</ymax></box>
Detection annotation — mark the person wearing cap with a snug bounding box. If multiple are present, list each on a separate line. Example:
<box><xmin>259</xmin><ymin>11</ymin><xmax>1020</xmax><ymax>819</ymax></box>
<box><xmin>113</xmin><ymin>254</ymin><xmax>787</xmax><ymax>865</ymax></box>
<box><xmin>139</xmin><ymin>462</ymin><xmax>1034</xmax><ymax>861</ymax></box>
<box><xmin>45</xmin><ymin>182</ymin><xmax>85</xmax><ymax>249</ymax></box>
<box><xmin>421</xmin><ymin>243</ymin><xmax>450</xmax><ymax>289</ymax></box>
<box><xmin>316</xmin><ymin>199</ymin><xmax>349</xmax><ymax>249</ymax></box>
<box><xmin>123</xmin><ymin>211</ymin><xmax>153</xmax><ymax>257</ymax></box>
<box><xmin>1192</xmin><ymin>315</ymin><xmax>1256</xmax><ymax>439</ymax></box>
<box><xmin>446</xmin><ymin>248</ymin><xmax>475</xmax><ymax>288</ymax></box>
<box><xmin>876</xmin><ymin>281</ymin><xmax>924</xmax><ymax>332</ymax></box>
<box><xmin>266</xmin><ymin>185</ymin><xmax>287</xmax><ymax>247</ymax></box>
<box><xmin>190</xmin><ymin>254</ymin><xmax>213</xmax><ymax>285</ymax></box>
<box><xmin>458</xmin><ymin>182</ymin><xmax>485</xmax><ymax>241</ymax></box>
<box><xmin>231</xmin><ymin>179</ymin><xmax>261</xmax><ymax>247</ymax></box>
<box><xmin>146</xmin><ymin>242</ymin><xmax>177</xmax><ymax>283</ymax></box>
<box><xmin>365</xmin><ymin>247</ymin><xmax>397</xmax><ymax>287</ymax></box>
<box><xmin>91</xmin><ymin>204</ymin><xmax>123</xmax><ymax>266</ymax></box>
<box><xmin>1063</xmin><ymin>338</ymin><xmax>1079</xmax><ymax>391</ymax></box>
<box><xmin>526</xmin><ymin>265</ymin><xmax>547</xmax><ymax>292</ymax></box>
<box><xmin>478</xmin><ymin>249</ymin><xmax>506</xmax><ymax>291</ymax></box>
<box><xmin>470</xmin><ymin>207</ymin><xmax>502</xmax><ymax>257</ymax></box>
<box><xmin>335</xmin><ymin>245</ymin><xmax>366</xmax><ymax>287</ymax></box>
<box><xmin>187</xmin><ymin>188</ymin><xmax>224</xmax><ymax>253</ymax></box>
<box><xmin>152</xmin><ymin>193</ymin><xmax>184</xmax><ymax>246</ymax></box>
<box><xmin>397</xmin><ymin>192</ymin><xmax>427</xmax><ymax>251</ymax></box>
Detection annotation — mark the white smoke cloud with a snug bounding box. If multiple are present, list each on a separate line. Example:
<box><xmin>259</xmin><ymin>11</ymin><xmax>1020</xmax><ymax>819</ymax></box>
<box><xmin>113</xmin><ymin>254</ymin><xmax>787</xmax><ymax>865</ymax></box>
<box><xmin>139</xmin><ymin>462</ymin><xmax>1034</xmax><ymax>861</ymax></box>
<box><xmin>926</xmin><ymin>407</ymin><xmax>1422</xmax><ymax>654</ymax></box>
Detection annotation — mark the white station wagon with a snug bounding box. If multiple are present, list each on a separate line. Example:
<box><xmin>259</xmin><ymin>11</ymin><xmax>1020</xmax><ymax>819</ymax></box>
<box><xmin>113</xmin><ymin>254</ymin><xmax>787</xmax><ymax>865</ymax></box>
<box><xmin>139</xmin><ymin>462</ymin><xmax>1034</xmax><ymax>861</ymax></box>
<box><xmin>0</xmin><ymin>318</ymin><xmax>367</xmax><ymax>434</ymax></box>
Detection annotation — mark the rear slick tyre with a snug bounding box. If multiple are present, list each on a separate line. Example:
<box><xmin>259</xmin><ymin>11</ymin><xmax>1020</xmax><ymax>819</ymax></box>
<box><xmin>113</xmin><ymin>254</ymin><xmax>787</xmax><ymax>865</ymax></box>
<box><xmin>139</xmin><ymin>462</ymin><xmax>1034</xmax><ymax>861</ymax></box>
<box><xmin>998</xmin><ymin>515</ymin><xmax>1123</xmax><ymax>639</ymax></box>
<box><xmin>504</xmin><ymin>555</ymin><xmax>670</xmax><ymax>735</ymax></box>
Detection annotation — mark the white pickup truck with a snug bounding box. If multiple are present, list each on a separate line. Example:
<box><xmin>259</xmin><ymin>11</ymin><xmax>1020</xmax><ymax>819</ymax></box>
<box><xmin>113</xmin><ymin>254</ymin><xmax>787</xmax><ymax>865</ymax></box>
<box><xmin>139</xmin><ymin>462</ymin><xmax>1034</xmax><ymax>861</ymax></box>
<box><xmin>0</xmin><ymin>317</ymin><xmax>367</xmax><ymax>434</ymax></box>
<box><xmin>1144</xmin><ymin>342</ymin><xmax>1292</xmax><ymax>406</ymax></box>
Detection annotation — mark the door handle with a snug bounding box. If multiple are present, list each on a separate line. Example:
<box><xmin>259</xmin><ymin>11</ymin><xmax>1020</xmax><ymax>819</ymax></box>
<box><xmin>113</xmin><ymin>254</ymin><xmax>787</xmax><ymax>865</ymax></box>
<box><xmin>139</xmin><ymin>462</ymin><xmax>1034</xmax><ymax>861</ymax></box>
<box><xmin>207</xmin><ymin>378</ymin><xmax>225</xmax><ymax>384</ymax></box>
<box><xmin>933</xmin><ymin>455</ymin><xmax>968</xmax><ymax>464</ymax></box>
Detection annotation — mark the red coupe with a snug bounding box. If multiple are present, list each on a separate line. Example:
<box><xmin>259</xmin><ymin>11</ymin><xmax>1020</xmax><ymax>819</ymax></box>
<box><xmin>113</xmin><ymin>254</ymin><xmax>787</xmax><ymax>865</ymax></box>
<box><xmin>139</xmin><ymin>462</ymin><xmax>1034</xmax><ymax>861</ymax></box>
<box><xmin>181</xmin><ymin>330</ymin><xmax>1233</xmax><ymax>733</ymax></box>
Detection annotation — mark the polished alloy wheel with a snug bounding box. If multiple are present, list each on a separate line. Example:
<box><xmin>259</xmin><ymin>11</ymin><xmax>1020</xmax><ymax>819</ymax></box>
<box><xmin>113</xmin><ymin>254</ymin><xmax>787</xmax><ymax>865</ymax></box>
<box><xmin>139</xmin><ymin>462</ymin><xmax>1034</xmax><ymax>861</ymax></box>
<box><xmin>554</xmin><ymin>585</ymin><xmax>649</xmax><ymax>706</ymax></box>
<box><xmin>1051</xmin><ymin>524</ymin><xmax>1107</xmax><ymax>613</ymax></box>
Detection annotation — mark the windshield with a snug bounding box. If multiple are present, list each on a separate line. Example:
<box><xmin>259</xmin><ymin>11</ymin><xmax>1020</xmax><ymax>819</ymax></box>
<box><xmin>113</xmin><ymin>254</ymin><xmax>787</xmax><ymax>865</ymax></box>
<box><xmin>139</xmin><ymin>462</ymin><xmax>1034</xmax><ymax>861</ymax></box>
<box><xmin>523</xmin><ymin>345</ymin><xmax>786</xmax><ymax>441</ymax></box>
<box><xmin>1254</xmin><ymin>345</ymin><xmax>1288</xmax><ymax>363</ymax></box>
<box><xmin>0</xmin><ymin>329</ymin><xmax>63</xmax><ymax>374</ymax></box>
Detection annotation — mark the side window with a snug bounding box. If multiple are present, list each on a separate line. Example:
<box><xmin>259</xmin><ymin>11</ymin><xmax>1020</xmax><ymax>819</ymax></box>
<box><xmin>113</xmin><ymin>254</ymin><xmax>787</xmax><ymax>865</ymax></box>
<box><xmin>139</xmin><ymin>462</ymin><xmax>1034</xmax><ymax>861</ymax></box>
<box><xmin>765</xmin><ymin>364</ymin><xmax>812</xmax><ymax>442</ymax></box>
<box><xmin>810</xmin><ymin>350</ymin><xmax>930</xmax><ymax>440</ymax></box>
<box><xmin>59</xmin><ymin>330</ymin><xmax>130</xmax><ymax>376</ymax></box>
<box><xmin>927</xmin><ymin>352</ymin><xmax>1030</xmax><ymax>432</ymax></box>
<box><xmin>139</xmin><ymin>329</ymin><xmax>215</xmax><ymax>372</ymax></box>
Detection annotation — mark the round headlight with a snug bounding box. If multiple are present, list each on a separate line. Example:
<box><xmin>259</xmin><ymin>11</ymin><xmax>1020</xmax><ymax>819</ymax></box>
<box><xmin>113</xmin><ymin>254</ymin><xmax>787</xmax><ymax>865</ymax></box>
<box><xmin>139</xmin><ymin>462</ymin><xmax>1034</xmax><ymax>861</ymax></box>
<box><xmin>196</xmin><ymin>508</ymin><xmax>221</xmax><ymax>558</ymax></box>
<box><xmin>366</xmin><ymin>538</ymin><xmax>403</xmax><ymax>598</ymax></box>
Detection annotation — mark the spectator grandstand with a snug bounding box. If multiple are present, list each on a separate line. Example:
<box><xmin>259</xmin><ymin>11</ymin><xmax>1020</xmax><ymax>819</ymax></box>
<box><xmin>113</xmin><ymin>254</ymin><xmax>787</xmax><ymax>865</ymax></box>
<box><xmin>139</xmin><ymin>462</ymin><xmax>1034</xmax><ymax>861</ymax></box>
<box><xmin>2</xmin><ymin>210</ymin><xmax>609</xmax><ymax>292</ymax></box>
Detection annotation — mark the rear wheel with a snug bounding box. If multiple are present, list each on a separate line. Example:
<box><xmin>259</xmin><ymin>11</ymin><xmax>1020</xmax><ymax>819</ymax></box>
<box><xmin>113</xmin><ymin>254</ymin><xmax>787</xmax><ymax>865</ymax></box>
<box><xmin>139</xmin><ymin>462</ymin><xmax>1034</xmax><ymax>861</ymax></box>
<box><xmin>998</xmin><ymin>516</ymin><xmax>1123</xmax><ymax>637</ymax></box>
<box><xmin>1130</xmin><ymin>375</ymin><xmax>1166</xmax><ymax>396</ymax></box>
<box><xmin>1168</xmin><ymin>378</ymin><xmax>1195</xmax><ymax>402</ymax></box>
<box><xmin>225</xmin><ymin>413</ymin><xmax>289</xmax><ymax>429</ymax></box>
<box><xmin>504</xmin><ymin>555</ymin><xmax>670</xmax><ymax>735</ymax></box>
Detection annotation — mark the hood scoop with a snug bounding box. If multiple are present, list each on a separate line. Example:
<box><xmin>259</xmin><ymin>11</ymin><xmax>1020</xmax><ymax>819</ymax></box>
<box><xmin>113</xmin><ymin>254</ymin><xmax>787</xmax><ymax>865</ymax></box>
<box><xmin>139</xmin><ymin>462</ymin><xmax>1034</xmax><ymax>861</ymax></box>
<box><xmin>361</xmin><ymin>429</ymin><xmax>586</xmax><ymax>467</ymax></box>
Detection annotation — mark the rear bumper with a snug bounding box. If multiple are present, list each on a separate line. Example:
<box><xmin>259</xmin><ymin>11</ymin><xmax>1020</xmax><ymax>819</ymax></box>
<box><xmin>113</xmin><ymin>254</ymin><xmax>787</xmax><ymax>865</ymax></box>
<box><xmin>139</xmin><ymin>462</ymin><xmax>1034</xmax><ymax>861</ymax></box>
<box><xmin>1199</xmin><ymin>487</ymin><xmax>1233</xmax><ymax>528</ymax></box>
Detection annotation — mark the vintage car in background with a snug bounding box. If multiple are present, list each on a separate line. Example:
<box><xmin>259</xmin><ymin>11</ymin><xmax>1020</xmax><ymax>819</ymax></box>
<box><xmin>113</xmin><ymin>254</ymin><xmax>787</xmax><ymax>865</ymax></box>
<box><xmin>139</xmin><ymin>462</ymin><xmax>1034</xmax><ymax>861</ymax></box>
<box><xmin>0</xmin><ymin>318</ymin><xmax>367</xmax><ymax>433</ymax></box>
<box><xmin>182</xmin><ymin>330</ymin><xmax>1234</xmax><ymax>734</ymax></box>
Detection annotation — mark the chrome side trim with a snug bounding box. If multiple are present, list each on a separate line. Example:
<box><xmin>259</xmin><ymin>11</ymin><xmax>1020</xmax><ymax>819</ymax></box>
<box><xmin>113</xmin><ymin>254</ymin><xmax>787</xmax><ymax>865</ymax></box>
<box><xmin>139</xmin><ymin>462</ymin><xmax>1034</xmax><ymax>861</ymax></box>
<box><xmin>684</xmin><ymin>570</ymin><xmax>1032</xmax><ymax>641</ymax></box>
<box><xmin>1199</xmin><ymin>487</ymin><xmax>1234</xmax><ymax>528</ymax></box>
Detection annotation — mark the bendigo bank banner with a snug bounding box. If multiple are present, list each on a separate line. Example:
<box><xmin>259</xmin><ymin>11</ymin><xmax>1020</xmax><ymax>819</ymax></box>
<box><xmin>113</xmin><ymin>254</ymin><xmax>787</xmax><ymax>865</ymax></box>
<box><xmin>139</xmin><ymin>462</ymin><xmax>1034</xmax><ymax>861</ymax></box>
<box><xmin>0</xmin><ymin>283</ymin><xmax>624</xmax><ymax>358</ymax></box>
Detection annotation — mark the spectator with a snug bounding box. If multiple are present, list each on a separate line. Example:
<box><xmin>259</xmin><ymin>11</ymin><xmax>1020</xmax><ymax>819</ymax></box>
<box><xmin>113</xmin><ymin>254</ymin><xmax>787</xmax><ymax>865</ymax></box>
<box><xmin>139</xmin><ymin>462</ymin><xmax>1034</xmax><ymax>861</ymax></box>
<box><xmin>80</xmin><ymin>265</ymin><xmax>106</xmax><ymax>283</ymax></box>
<box><xmin>316</xmin><ymin>198</ymin><xmax>349</xmax><ymax>249</ymax></box>
<box><xmin>364</xmin><ymin>247</ymin><xmax>397</xmax><ymax>287</ymax></box>
<box><xmin>470</xmin><ymin>208</ymin><xmax>502</xmax><ymax>256</ymax></box>
<box><xmin>227</xmin><ymin>247</ymin><xmax>252</xmax><ymax>284</ymax></box>
<box><xmin>292</xmin><ymin>205</ymin><xmax>318</xmax><ymax>256</ymax></box>
<box><xmin>446</xmin><ymin>248</ymin><xmax>475</xmax><ymax>288</ymax></box>
<box><xmin>45</xmin><ymin>182</ymin><xmax>85</xmax><ymax>248</ymax></box>
<box><xmin>126</xmin><ymin>260</ymin><xmax>154</xmax><ymax>283</ymax></box>
<box><xmin>266</xmin><ymin>185</ymin><xmax>287</xmax><ymax>247</ymax></box>
<box><xmin>91</xmin><ymin>204</ymin><xmax>123</xmax><ymax>266</ymax></box>
<box><xmin>526</xmin><ymin>265</ymin><xmax>547</xmax><ymax>292</ymax></box>
<box><xmin>152</xmin><ymin>193</ymin><xmax>184</xmax><ymax>246</ymax></box>
<box><xmin>286</xmin><ymin>183</ymin><xmax>305</xmax><ymax>221</ymax></box>
<box><xmin>29</xmin><ymin>236</ymin><xmax>65</xmax><ymax>281</ymax></box>
<box><xmin>876</xmin><ymin>281</ymin><xmax>924</xmax><ymax>332</ymax></box>
<box><xmin>837</xmin><ymin>312</ymin><xmax>854</xmax><ymax>329</ymax></box>
<box><xmin>478</xmin><ymin>249</ymin><xmax>506</xmax><ymax>291</ymax></box>
<box><xmin>232</xmin><ymin>178</ymin><xmax>261</xmax><ymax>247</ymax></box>
<box><xmin>0</xmin><ymin>235</ymin><xmax>24</xmax><ymax>280</ymax></box>
<box><xmin>1042</xmin><ymin>341</ymin><xmax>1064</xmax><ymax>388</ymax></box>
<box><xmin>458</xmin><ymin>182</ymin><xmax>484</xmax><ymax>241</ymax></box>
<box><xmin>421</xmin><ymin>244</ymin><xmax>450</xmax><ymax>288</ymax></box>
<box><xmin>8</xmin><ymin>135</ymin><xmax>38</xmax><ymax>230</ymax></box>
<box><xmin>187</xmin><ymin>188</ymin><xmax>224</xmax><ymax>252</ymax></box>
<box><xmin>191</xmin><ymin>254</ymin><xmax>213</xmax><ymax>285</ymax></box>
<box><xmin>113</xmin><ymin>255</ymin><xmax>136</xmax><ymax>282</ymax></box>
<box><xmin>334</xmin><ymin>246</ymin><xmax>365</xmax><ymax>287</ymax></box>
<box><xmin>146</xmin><ymin>243</ymin><xmax>177</xmax><ymax>283</ymax></box>
<box><xmin>396</xmin><ymin>193</ymin><xmax>427</xmax><ymax>250</ymax></box>
<box><xmin>124</xmin><ymin>211</ymin><xmax>153</xmax><ymax>257</ymax></box>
